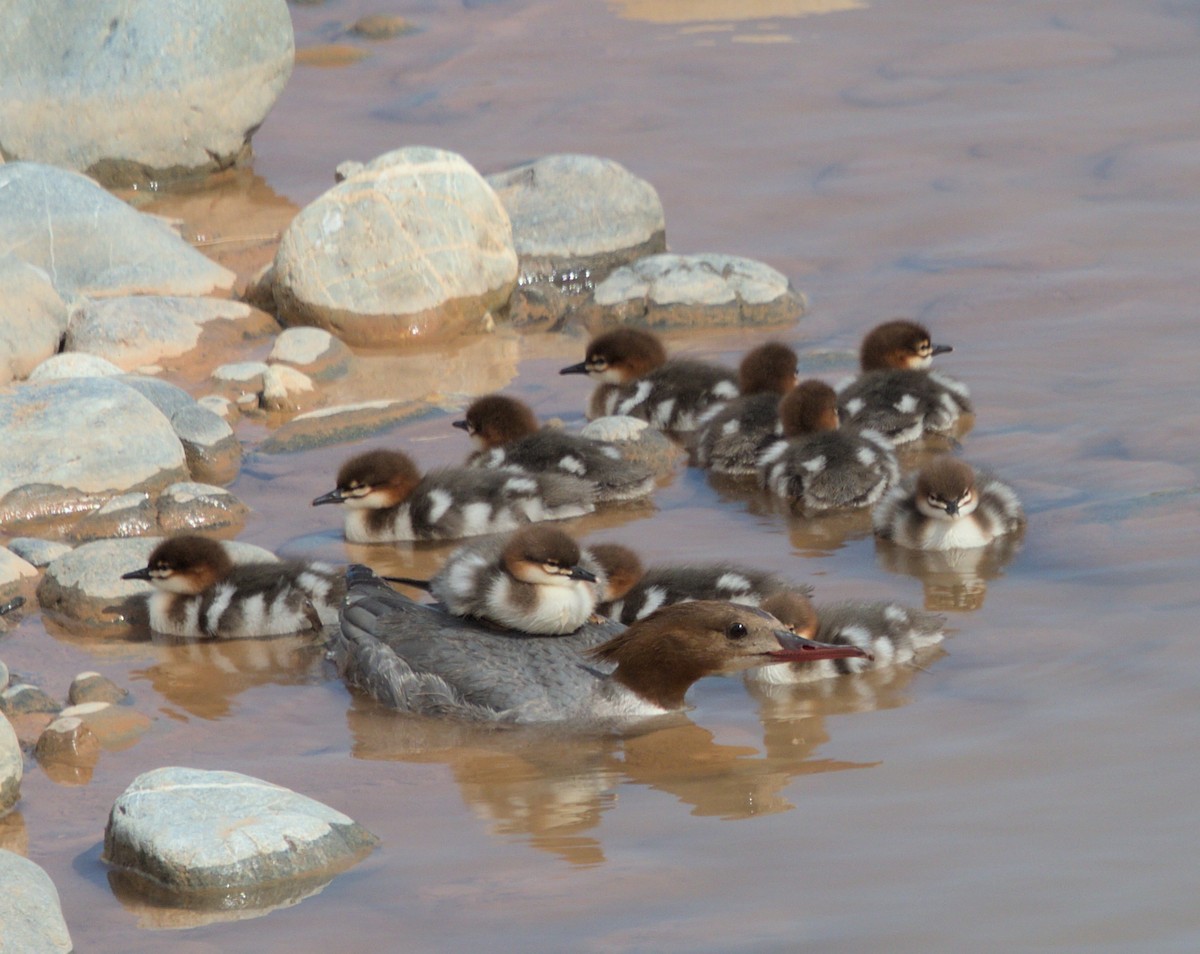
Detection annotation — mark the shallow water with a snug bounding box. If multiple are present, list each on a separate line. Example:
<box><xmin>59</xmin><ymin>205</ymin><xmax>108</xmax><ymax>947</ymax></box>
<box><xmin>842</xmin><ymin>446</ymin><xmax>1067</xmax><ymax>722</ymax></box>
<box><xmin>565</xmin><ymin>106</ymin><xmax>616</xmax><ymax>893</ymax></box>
<box><xmin>5</xmin><ymin>0</ymin><xmax>1200</xmax><ymax>949</ymax></box>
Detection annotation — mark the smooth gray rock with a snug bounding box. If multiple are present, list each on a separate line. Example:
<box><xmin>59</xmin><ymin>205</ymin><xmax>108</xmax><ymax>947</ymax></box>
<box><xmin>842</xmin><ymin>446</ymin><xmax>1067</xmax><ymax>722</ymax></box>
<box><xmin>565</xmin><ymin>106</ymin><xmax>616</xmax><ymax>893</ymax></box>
<box><xmin>580</xmin><ymin>252</ymin><xmax>806</xmax><ymax>330</ymax></box>
<box><xmin>68</xmin><ymin>493</ymin><xmax>157</xmax><ymax>543</ymax></box>
<box><xmin>0</xmin><ymin>849</ymin><xmax>73</xmax><ymax>952</ymax></box>
<box><xmin>5</xmin><ymin>538</ymin><xmax>73</xmax><ymax>569</ymax></box>
<box><xmin>488</xmin><ymin>153</ymin><xmax>666</xmax><ymax>280</ymax></box>
<box><xmin>0</xmin><ymin>163</ymin><xmax>235</xmax><ymax>299</ymax></box>
<box><xmin>0</xmin><ymin>684</ymin><xmax>60</xmax><ymax>718</ymax></box>
<box><xmin>268</xmin><ymin>327</ymin><xmax>351</xmax><ymax>379</ymax></box>
<box><xmin>0</xmin><ymin>377</ymin><xmax>188</xmax><ymax>531</ymax></box>
<box><xmin>103</xmin><ymin>766</ymin><xmax>378</xmax><ymax>901</ymax></box>
<box><xmin>273</xmin><ymin>146</ymin><xmax>517</xmax><ymax>346</ymax></box>
<box><xmin>66</xmin><ymin>296</ymin><xmax>261</xmax><ymax>372</ymax></box>
<box><xmin>38</xmin><ymin>537</ymin><xmax>277</xmax><ymax>631</ymax></box>
<box><xmin>0</xmin><ymin>255</ymin><xmax>69</xmax><ymax>385</ymax></box>
<box><xmin>0</xmin><ymin>0</ymin><xmax>294</xmax><ymax>187</ymax></box>
<box><xmin>0</xmin><ymin>716</ymin><xmax>20</xmax><ymax>816</ymax></box>
<box><xmin>120</xmin><ymin>376</ymin><xmax>242</xmax><ymax>485</ymax></box>
<box><xmin>27</xmin><ymin>353</ymin><xmax>125</xmax><ymax>380</ymax></box>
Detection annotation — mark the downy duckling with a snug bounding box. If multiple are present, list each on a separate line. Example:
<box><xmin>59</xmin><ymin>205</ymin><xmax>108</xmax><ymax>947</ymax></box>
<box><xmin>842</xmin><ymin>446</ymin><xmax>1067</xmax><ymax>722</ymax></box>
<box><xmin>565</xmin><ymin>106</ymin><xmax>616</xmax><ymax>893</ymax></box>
<box><xmin>744</xmin><ymin>590</ymin><xmax>946</xmax><ymax>685</ymax></box>
<box><xmin>873</xmin><ymin>455</ymin><xmax>1024</xmax><ymax>550</ymax></box>
<box><xmin>454</xmin><ymin>394</ymin><xmax>655</xmax><ymax>502</ymax></box>
<box><xmin>757</xmin><ymin>380</ymin><xmax>898</xmax><ymax>511</ymax></box>
<box><xmin>693</xmin><ymin>341</ymin><xmax>799</xmax><ymax>474</ymax></box>
<box><xmin>335</xmin><ymin>565</ymin><xmax>871</xmax><ymax>724</ymax></box>
<box><xmin>312</xmin><ymin>449</ymin><xmax>595</xmax><ymax>543</ymax></box>
<box><xmin>395</xmin><ymin>525</ymin><xmax>600</xmax><ymax>635</ymax></box>
<box><xmin>836</xmin><ymin>319</ymin><xmax>973</xmax><ymax>444</ymax></box>
<box><xmin>120</xmin><ymin>535</ymin><xmax>341</xmax><ymax>639</ymax></box>
<box><xmin>560</xmin><ymin>327</ymin><xmax>739</xmax><ymax>432</ymax></box>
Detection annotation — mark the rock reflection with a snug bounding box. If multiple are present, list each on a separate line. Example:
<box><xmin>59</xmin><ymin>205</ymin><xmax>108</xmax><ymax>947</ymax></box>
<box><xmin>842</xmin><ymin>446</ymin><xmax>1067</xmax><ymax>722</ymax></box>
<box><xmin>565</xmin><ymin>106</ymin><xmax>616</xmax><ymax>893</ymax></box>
<box><xmin>874</xmin><ymin>533</ymin><xmax>1023</xmax><ymax>611</ymax></box>
<box><xmin>129</xmin><ymin>634</ymin><xmax>326</xmax><ymax>720</ymax></box>
<box><xmin>610</xmin><ymin>0</ymin><xmax>866</xmax><ymax>25</ymax></box>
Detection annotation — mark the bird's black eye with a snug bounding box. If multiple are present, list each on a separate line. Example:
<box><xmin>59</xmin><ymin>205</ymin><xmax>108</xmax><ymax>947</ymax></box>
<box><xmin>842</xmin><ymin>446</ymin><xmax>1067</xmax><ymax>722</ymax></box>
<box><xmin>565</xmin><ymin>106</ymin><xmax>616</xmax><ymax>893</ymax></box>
<box><xmin>727</xmin><ymin>622</ymin><xmax>748</xmax><ymax>640</ymax></box>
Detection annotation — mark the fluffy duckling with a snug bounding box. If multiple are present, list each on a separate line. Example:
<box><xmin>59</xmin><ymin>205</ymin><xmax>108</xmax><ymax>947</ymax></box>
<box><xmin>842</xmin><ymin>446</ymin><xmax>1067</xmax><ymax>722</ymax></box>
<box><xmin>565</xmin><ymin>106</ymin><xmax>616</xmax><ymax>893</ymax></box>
<box><xmin>120</xmin><ymin>535</ymin><xmax>341</xmax><ymax>639</ymax></box>
<box><xmin>560</xmin><ymin>327</ymin><xmax>739</xmax><ymax>432</ymax></box>
<box><xmin>335</xmin><ymin>566</ymin><xmax>870</xmax><ymax>723</ymax></box>
<box><xmin>693</xmin><ymin>341</ymin><xmax>799</xmax><ymax>474</ymax></box>
<box><xmin>873</xmin><ymin>455</ymin><xmax>1024</xmax><ymax>550</ymax></box>
<box><xmin>744</xmin><ymin>590</ymin><xmax>946</xmax><ymax>685</ymax></box>
<box><xmin>312</xmin><ymin>449</ymin><xmax>595</xmax><ymax>543</ymax></box>
<box><xmin>454</xmin><ymin>394</ymin><xmax>655</xmax><ymax>502</ymax></box>
<box><xmin>756</xmin><ymin>380</ymin><xmax>898</xmax><ymax>512</ymax></box>
<box><xmin>400</xmin><ymin>526</ymin><xmax>600</xmax><ymax>635</ymax></box>
<box><xmin>837</xmin><ymin>320</ymin><xmax>973</xmax><ymax>444</ymax></box>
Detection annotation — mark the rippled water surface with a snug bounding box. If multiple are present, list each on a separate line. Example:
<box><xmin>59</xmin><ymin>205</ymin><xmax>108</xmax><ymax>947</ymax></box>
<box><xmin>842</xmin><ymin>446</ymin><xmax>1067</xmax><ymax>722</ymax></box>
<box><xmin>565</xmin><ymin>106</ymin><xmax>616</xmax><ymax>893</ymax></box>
<box><xmin>6</xmin><ymin>0</ymin><xmax>1200</xmax><ymax>950</ymax></box>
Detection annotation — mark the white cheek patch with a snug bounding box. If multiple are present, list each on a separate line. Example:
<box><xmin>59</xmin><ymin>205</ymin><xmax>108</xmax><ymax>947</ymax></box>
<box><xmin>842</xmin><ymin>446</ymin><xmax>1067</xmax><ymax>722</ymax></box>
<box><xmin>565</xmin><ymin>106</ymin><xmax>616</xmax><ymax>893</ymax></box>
<box><xmin>425</xmin><ymin>489</ymin><xmax>454</xmax><ymax>525</ymax></box>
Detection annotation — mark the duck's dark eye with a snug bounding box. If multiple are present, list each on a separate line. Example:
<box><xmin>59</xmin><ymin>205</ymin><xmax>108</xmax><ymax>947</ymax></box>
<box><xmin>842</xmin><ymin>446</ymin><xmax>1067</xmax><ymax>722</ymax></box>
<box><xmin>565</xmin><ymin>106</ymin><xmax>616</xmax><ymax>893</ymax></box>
<box><xmin>727</xmin><ymin>622</ymin><xmax>748</xmax><ymax>640</ymax></box>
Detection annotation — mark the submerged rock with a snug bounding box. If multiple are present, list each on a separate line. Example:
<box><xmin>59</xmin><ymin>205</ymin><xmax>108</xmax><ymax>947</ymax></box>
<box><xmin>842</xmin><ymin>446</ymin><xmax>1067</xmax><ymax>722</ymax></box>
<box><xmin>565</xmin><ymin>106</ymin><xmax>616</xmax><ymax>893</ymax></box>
<box><xmin>0</xmin><ymin>0</ymin><xmax>294</xmax><ymax>187</ymax></box>
<box><xmin>103</xmin><ymin>766</ymin><xmax>378</xmax><ymax>903</ymax></box>
<box><xmin>69</xmin><ymin>672</ymin><xmax>130</xmax><ymax>706</ymax></box>
<box><xmin>0</xmin><ymin>849</ymin><xmax>73</xmax><ymax>952</ymax></box>
<box><xmin>273</xmin><ymin>146</ymin><xmax>517</xmax><ymax>345</ymax></box>
<box><xmin>155</xmin><ymin>482</ymin><xmax>249</xmax><ymax>535</ymax></box>
<box><xmin>257</xmin><ymin>399</ymin><xmax>430</xmax><ymax>453</ymax></box>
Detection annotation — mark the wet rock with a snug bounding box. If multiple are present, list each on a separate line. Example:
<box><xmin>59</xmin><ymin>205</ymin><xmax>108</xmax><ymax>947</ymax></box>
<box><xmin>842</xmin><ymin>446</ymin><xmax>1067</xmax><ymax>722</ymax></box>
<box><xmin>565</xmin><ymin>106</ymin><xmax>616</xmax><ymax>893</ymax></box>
<box><xmin>488</xmin><ymin>154</ymin><xmax>666</xmax><ymax>290</ymax></box>
<box><xmin>120</xmin><ymin>376</ymin><xmax>242</xmax><ymax>485</ymax></box>
<box><xmin>27</xmin><ymin>353</ymin><xmax>125</xmax><ymax>380</ymax></box>
<box><xmin>0</xmin><ymin>378</ymin><xmax>187</xmax><ymax>533</ymax></box>
<box><xmin>156</xmin><ymin>482</ymin><xmax>249</xmax><ymax>535</ymax></box>
<box><xmin>0</xmin><ymin>254</ymin><xmax>69</xmax><ymax>385</ymax></box>
<box><xmin>5</xmin><ymin>538</ymin><xmax>73</xmax><ymax>569</ymax></box>
<box><xmin>69</xmin><ymin>672</ymin><xmax>130</xmax><ymax>706</ymax></box>
<box><xmin>38</xmin><ymin>537</ymin><xmax>278</xmax><ymax>632</ymax></box>
<box><xmin>348</xmin><ymin>14</ymin><xmax>415</xmax><ymax>39</ymax></box>
<box><xmin>58</xmin><ymin>701</ymin><xmax>151</xmax><ymax>748</ymax></box>
<box><xmin>103</xmin><ymin>766</ymin><xmax>378</xmax><ymax>902</ymax></box>
<box><xmin>258</xmin><ymin>399</ymin><xmax>430</xmax><ymax>454</ymax></box>
<box><xmin>0</xmin><ymin>849</ymin><xmax>73</xmax><ymax>952</ymax></box>
<box><xmin>0</xmin><ymin>684</ymin><xmax>60</xmax><ymax>718</ymax></box>
<box><xmin>65</xmin><ymin>297</ymin><xmax>274</xmax><ymax>373</ymax></box>
<box><xmin>0</xmin><ymin>715</ymin><xmax>19</xmax><ymax>815</ymax></box>
<box><xmin>262</xmin><ymin>365</ymin><xmax>317</xmax><ymax>413</ymax></box>
<box><xmin>242</xmin><ymin>262</ymin><xmax>277</xmax><ymax>313</ymax></box>
<box><xmin>580</xmin><ymin>415</ymin><xmax>684</xmax><ymax>476</ymax></box>
<box><xmin>268</xmin><ymin>327</ymin><xmax>351</xmax><ymax>379</ymax></box>
<box><xmin>35</xmin><ymin>715</ymin><xmax>102</xmax><ymax>771</ymax></box>
<box><xmin>0</xmin><ymin>163</ymin><xmax>234</xmax><ymax>298</ymax></box>
<box><xmin>0</xmin><ymin>1</ymin><xmax>294</xmax><ymax>188</ymax></box>
<box><xmin>69</xmin><ymin>493</ymin><xmax>157</xmax><ymax>542</ymax></box>
<box><xmin>579</xmin><ymin>253</ymin><xmax>806</xmax><ymax>330</ymax></box>
<box><xmin>273</xmin><ymin>146</ymin><xmax>517</xmax><ymax>346</ymax></box>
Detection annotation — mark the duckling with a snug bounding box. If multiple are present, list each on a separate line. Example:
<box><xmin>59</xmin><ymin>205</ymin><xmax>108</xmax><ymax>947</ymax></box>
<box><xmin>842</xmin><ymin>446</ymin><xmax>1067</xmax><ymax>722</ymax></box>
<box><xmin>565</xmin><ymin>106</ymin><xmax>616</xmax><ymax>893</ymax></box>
<box><xmin>756</xmin><ymin>380</ymin><xmax>898</xmax><ymax>512</ymax></box>
<box><xmin>873</xmin><ymin>455</ymin><xmax>1024</xmax><ymax>550</ymax></box>
<box><xmin>693</xmin><ymin>341</ymin><xmax>799</xmax><ymax>474</ymax></box>
<box><xmin>312</xmin><ymin>449</ymin><xmax>595</xmax><ymax>543</ymax></box>
<box><xmin>744</xmin><ymin>590</ymin><xmax>946</xmax><ymax>685</ymax></box>
<box><xmin>120</xmin><ymin>535</ymin><xmax>341</xmax><ymax>639</ymax></box>
<box><xmin>398</xmin><ymin>526</ymin><xmax>601</xmax><ymax>635</ymax></box>
<box><xmin>454</xmin><ymin>394</ymin><xmax>655</xmax><ymax>502</ymax></box>
<box><xmin>560</xmin><ymin>327</ymin><xmax>739</xmax><ymax>432</ymax></box>
<box><xmin>837</xmin><ymin>319</ymin><xmax>973</xmax><ymax>444</ymax></box>
<box><xmin>335</xmin><ymin>565</ymin><xmax>871</xmax><ymax>723</ymax></box>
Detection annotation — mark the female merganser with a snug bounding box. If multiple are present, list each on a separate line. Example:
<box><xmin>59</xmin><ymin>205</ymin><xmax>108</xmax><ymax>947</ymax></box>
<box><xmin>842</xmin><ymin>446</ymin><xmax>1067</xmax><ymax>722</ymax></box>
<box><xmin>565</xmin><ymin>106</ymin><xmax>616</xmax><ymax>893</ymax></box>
<box><xmin>744</xmin><ymin>590</ymin><xmax>946</xmax><ymax>685</ymax></box>
<box><xmin>397</xmin><ymin>525</ymin><xmax>600</xmax><ymax>635</ymax></box>
<box><xmin>693</xmin><ymin>341</ymin><xmax>799</xmax><ymax>474</ymax></box>
<box><xmin>312</xmin><ymin>449</ymin><xmax>595</xmax><ymax>543</ymax></box>
<box><xmin>559</xmin><ymin>327</ymin><xmax>739</xmax><ymax>432</ymax></box>
<box><xmin>836</xmin><ymin>320</ymin><xmax>973</xmax><ymax>444</ymax></box>
<box><xmin>335</xmin><ymin>565</ymin><xmax>870</xmax><ymax>724</ymax></box>
<box><xmin>873</xmin><ymin>455</ymin><xmax>1024</xmax><ymax>550</ymax></box>
<box><xmin>756</xmin><ymin>380</ymin><xmax>898</xmax><ymax>512</ymax></box>
<box><xmin>453</xmin><ymin>394</ymin><xmax>655</xmax><ymax>502</ymax></box>
<box><xmin>120</xmin><ymin>535</ymin><xmax>341</xmax><ymax>639</ymax></box>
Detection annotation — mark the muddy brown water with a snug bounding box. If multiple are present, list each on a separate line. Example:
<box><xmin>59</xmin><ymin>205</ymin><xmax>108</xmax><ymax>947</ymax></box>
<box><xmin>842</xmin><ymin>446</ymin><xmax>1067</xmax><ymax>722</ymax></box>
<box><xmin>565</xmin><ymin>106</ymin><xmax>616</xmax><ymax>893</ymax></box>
<box><xmin>4</xmin><ymin>0</ymin><xmax>1200</xmax><ymax>949</ymax></box>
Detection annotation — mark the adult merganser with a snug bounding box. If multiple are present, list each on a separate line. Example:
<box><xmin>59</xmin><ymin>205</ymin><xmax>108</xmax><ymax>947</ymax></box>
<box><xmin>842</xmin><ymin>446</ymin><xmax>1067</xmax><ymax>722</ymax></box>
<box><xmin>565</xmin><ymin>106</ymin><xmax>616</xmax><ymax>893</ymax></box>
<box><xmin>397</xmin><ymin>525</ymin><xmax>600</xmax><ymax>635</ymax></box>
<box><xmin>120</xmin><ymin>535</ymin><xmax>341</xmax><ymax>639</ymax></box>
<box><xmin>872</xmin><ymin>455</ymin><xmax>1025</xmax><ymax>550</ymax></box>
<box><xmin>453</xmin><ymin>394</ymin><xmax>655</xmax><ymax>502</ymax></box>
<box><xmin>693</xmin><ymin>341</ymin><xmax>799</xmax><ymax>474</ymax></box>
<box><xmin>312</xmin><ymin>449</ymin><xmax>595</xmax><ymax>543</ymax></box>
<box><xmin>559</xmin><ymin>327</ymin><xmax>739</xmax><ymax>432</ymax></box>
<box><xmin>836</xmin><ymin>320</ymin><xmax>973</xmax><ymax>444</ymax></box>
<box><xmin>334</xmin><ymin>565</ymin><xmax>870</xmax><ymax>724</ymax></box>
<box><xmin>756</xmin><ymin>380</ymin><xmax>898</xmax><ymax>511</ymax></box>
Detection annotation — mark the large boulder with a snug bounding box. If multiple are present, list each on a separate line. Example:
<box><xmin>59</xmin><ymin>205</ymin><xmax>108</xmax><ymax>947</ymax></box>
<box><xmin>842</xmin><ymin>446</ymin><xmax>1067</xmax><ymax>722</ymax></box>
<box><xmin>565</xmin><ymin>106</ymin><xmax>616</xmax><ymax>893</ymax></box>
<box><xmin>0</xmin><ymin>255</ymin><xmax>69</xmax><ymax>385</ymax></box>
<box><xmin>0</xmin><ymin>715</ymin><xmax>19</xmax><ymax>816</ymax></box>
<box><xmin>0</xmin><ymin>0</ymin><xmax>294</xmax><ymax>187</ymax></box>
<box><xmin>0</xmin><ymin>163</ymin><xmax>235</xmax><ymax>299</ymax></box>
<box><xmin>0</xmin><ymin>850</ymin><xmax>73</xmax><ymax>953</ymax></box>
<box><xmin>273</xmin><ymin>146</ymin><xmax>518</xmax><ymax>346</ymax></box>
